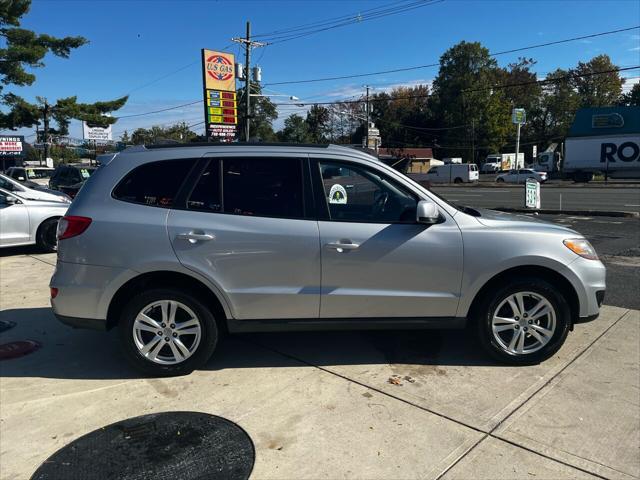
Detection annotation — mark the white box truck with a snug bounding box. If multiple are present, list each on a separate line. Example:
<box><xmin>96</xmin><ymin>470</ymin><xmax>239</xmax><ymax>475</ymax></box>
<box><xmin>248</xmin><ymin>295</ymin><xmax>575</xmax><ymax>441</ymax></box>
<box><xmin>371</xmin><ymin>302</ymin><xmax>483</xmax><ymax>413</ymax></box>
<box><xmin>532</xmin><ymin>107</ymin><xmax>640</xmax><ymax>181</ymax></box>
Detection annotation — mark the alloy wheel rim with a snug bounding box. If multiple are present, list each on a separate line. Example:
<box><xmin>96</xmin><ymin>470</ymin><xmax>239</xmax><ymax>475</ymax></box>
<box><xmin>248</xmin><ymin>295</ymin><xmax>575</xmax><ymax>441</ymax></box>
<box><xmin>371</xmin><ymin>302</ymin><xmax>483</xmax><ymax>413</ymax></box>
<box><xmin>491</xmin><ymin>291</ymin><xmax>556</xmax><ymax>355</ymax></box>
<box><xmin>133</xmin><ymin>300</ymin><xmax>202</xmax><ymax>365</ymax></box>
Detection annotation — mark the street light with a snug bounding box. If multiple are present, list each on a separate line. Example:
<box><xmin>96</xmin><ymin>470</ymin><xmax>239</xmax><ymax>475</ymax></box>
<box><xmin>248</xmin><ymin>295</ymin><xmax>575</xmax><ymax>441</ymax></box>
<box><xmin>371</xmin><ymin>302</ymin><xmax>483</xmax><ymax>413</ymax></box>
<box><xmin>250</xmin><ymin>94</ymin><xmax>299</xmax><ymax>101</ymax></box>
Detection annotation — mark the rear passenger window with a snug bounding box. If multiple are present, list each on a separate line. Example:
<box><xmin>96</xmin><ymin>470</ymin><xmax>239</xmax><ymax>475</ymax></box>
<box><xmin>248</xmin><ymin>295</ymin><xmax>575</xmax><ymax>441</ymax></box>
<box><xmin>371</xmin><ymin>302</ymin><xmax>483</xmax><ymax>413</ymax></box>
<box><xmin>113</xmin><ymin>159</ymin><xmax>195</xmax><ymax>207</ymax></box>
<box><xmin>187</xmin><ymin>160</ymin><xmax>221</xmax><ymax>212</ymax></box>
<box><xmin>223</xmin><ymin>157</ymin><xmax>304</xmax><ymax>218</ymax></box>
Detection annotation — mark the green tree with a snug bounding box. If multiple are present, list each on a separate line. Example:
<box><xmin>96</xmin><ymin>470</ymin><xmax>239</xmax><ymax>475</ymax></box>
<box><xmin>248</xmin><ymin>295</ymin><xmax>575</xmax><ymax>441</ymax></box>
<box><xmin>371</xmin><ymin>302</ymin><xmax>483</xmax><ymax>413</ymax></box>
<box><xmin>130</xmin><ymin>122</ymin><xmax>197</xmax><ymax>145</ymax></box>
<box><xmin>305</xmin><ymin>105</ymin><xmax>331</xmax><ymax>143</ymax></box>
<box><xmin>430</xmin><ymin>41</ymin><xmax>510</xmax><ymax>162</ymax></box>
<box><xmin>370</xmin><ymin>85</ymin><xmax>432</xmax><ymax>147</ymax></box>
<box><xmin>278</xmin><ymin>114</ymin><xmax>311</xmax><ymax>143</ymax></box>
<box><xmin>0</xmin><ymin>0</ymin><xmax>127</xmax><ymax>136</ymax></box>
<box><xmin>530</xmin><ymin>68</ymin><xmax>580</xmax><ymax>144</ymax></box>
<box><xmin>619</xmin><ymin>83</ymin><xmax>640</xmax><ymax>107</ymax></box>
<box><xmin>236</xmin><ymin>84</ymin><xmax>278</xmax><ymax>142</ymax></box>
<box><xmin>572</xmin><ymin>54</ymin><xmax>624</xmax><ymax>107</ymax></box>
<box><xmin>120</xmin><ymin>130</ymin><xmax>131</xmax><ymax>144</ymax></box>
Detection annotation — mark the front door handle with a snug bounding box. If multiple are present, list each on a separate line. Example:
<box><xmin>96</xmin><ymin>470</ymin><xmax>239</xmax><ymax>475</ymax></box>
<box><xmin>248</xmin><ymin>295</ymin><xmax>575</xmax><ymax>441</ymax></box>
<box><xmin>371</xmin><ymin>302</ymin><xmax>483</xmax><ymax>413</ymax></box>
<box><xmin>326</xmin><ymin>241</ymin><xmax>359</xmax><ymax>253</ymax></box>
<box><xmin>176</xmin><ymin>232</ymin><xmax>215</xmax><ymax>243</ymax></box>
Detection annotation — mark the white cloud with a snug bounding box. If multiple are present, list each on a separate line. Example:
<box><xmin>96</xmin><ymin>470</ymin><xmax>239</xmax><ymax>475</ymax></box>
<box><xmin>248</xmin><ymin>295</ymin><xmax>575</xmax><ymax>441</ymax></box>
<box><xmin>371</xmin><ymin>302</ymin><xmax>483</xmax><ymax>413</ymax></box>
<box><xmin>629</xmin><ymin>46</ymin><xmax>640</xmax><ymax>52</ymax></box>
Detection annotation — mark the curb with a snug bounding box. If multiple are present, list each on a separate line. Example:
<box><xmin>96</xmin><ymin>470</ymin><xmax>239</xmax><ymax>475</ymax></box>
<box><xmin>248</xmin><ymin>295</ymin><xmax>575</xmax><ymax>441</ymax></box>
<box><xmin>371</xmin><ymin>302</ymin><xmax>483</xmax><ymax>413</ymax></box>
<box><xmin>495</xmin><ymin>208</ymin><xmax>639</xmax><ymax>218</ymax></box>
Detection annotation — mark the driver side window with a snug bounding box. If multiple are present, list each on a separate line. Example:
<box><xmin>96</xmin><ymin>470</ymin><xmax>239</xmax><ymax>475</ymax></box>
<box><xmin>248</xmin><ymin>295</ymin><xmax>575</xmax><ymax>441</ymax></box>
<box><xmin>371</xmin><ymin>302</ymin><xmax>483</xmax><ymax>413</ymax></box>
<box><xmin>318</xmin><ymin>160</ymin><xmax>417</xmax><ymax>223</ymax></box>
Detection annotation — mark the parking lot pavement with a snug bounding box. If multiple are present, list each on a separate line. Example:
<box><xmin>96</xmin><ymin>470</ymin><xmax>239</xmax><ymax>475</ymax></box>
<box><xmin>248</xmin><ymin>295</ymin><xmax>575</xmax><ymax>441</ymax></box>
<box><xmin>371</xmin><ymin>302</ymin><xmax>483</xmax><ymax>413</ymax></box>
<box><xmin>1</xmin><ymin>252</ymin><xmax>638</xmax><ymax>479</ymax></box>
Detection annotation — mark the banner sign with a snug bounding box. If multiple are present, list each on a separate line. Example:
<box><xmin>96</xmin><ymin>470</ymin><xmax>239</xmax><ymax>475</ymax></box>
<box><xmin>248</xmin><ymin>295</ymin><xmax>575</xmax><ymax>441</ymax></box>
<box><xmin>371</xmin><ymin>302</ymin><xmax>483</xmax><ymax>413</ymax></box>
<box><xmin>202</xmin><ymin>49</ymin><xmax>237</xmax><ymax>141</ymax></box>
<box><xmin>0</xmin><ymin>135</ymin><xmax>25</xmax><ymax>156</ymax></box>
<box><xmin>83</xmin><ymin>122</ymin><xmax>113</xmax><ymax>141</ymax></box>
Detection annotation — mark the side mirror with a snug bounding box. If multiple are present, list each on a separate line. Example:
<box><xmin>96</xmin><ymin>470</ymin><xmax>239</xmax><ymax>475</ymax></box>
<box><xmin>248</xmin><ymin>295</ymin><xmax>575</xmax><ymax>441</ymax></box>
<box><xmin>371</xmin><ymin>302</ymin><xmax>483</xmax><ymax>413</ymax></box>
<box><xmin>416</xmin><ymin>200</ymin><xmax>440</xmax><ymax>224</ymax></box>
<box><xmin>5</xmin><ymin>195</ymin><xmax>19</xmax><ymax>205</ymax></box>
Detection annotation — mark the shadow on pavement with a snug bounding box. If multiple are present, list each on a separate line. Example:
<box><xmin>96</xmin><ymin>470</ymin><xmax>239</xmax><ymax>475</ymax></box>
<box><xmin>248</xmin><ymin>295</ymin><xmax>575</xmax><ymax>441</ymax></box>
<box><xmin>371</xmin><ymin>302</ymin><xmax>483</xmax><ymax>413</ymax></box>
<box><xmin>0</xmin><ymin>245</ymin><xmax>45</xmax><ymax>257</ymax></box>
<box><xmin>0</xmin><ymin>307</ymin><xmax>503</xmax><ymax>381</ymax></box>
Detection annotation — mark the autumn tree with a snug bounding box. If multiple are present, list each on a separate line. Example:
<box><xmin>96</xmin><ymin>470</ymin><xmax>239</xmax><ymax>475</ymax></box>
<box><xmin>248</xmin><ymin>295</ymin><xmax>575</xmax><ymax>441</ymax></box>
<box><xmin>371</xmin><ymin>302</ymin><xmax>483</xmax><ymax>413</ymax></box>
<box><xmin>572</xmin><ymin>54</ymin><xmax>625</xmax><ymax>107</ymax></box>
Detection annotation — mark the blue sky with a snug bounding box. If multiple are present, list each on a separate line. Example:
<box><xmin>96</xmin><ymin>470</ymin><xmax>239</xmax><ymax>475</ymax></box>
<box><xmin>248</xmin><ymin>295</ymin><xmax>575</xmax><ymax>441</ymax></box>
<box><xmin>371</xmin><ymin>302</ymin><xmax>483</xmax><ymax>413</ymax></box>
<box><xmin>8</xmin><ymin>0</ymin><xmax>640</xmax><ymax>140</ymax></box>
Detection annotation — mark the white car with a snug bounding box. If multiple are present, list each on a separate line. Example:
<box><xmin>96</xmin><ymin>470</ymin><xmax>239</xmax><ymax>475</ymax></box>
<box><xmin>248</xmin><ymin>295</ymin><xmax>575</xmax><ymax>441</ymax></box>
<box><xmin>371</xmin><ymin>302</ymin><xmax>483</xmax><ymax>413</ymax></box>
<box><xmin>0</xmin><ymin>188</ymin><xmax>68</xmax><ymax>251</ymax></box>
<box><xmin>496</xmin><ymin>169</ymin><xmax>548</xmax><ymax>184</ymax></box>
<box><xmin>0</xmin><ymin>173</ymin><xmax>70</xmax><ymax>203</ymax></box>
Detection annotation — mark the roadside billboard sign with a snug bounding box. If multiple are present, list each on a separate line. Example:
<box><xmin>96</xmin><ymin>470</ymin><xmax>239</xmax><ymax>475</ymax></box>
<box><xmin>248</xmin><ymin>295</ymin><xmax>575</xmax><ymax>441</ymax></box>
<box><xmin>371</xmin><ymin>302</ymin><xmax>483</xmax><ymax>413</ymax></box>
<box><xmin>0</xmin><ymin>135</ymin><xmax>25</xmax><ymax>157</ymax></box>
<box><xmin>82</xmin><ymin>122</ymin><xmax>113</xmax><ymax>142</ymax></box>
<box><xmin>202</xmin><ymin>49</ymin><xmax>237</xmax><ymax>141</ymax></box>
<box><xmin>525</xmin><ymin>178</ymin><xmax>541</xmax><ymax>209</ymax></box>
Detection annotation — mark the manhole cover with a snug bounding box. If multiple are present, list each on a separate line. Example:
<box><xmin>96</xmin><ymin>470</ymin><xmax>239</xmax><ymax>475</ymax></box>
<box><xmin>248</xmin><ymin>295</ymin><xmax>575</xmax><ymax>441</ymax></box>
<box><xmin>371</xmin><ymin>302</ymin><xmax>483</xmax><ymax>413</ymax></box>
<box><xmin>0</xmin><ymin>340</ymin><xmax>40</xmax><ymax>360</ymax></box>
<box><xmin>31</xmin><ymin>411</ymin><xmax>255</xmax><ymax>480</ymax></box>
<box><xmin>0</xmin><ymin>319</ymin><xmax>16</xmax><ymax>333</ymax></box>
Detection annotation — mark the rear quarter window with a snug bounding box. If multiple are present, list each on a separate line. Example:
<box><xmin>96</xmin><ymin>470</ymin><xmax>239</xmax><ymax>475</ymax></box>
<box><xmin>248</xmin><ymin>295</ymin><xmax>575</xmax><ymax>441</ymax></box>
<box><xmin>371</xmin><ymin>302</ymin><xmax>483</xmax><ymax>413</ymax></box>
<box><xmin>113</xmin><ymin>159</ymin><xmax>196</xmax><ymax>207</ymax></box>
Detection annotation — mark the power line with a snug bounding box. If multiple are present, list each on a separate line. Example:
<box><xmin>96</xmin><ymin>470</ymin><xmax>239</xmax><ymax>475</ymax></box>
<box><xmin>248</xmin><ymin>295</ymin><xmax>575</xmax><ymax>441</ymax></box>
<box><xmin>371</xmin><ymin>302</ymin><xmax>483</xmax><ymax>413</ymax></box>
<box><xmin>264</xmin><ymin>25</ymin><xmax>640</xmax><ymax>86</ymax></box>
<box><xmin>260</xmin><ymin>0</ymin><xmax>444</xmax><ymax>45</ymax></box>
<box><xmin>116</xmin><ymin>100</ymin><xmax>200</xmax><ymax>119</ymax></box>
<box><xmin>252</xmin><ymin>0</ymin><xmax>416</xmax><ymax>38</ymax></box>
<box><xmin>270</xmin><ymin>66</ymin><xmax>640</xmax><ymax>106</ymax></box>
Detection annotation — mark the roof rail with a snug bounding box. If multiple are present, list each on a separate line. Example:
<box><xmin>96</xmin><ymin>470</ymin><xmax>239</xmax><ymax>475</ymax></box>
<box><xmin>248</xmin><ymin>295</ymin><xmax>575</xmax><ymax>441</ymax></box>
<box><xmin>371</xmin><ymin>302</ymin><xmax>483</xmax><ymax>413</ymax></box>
<box><xmin>144</xmin><ymin>142</ymin><xmax>333</xmax><ymax>150</ymax></box>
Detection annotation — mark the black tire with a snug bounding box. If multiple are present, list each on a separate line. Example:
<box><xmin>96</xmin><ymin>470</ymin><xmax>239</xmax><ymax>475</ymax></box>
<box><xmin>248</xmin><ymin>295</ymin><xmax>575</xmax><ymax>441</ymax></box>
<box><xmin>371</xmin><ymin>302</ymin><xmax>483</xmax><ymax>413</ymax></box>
<box><xmin>475</xmin><ymin>277</ymin><xmax>571</xmax><ymax>365</ymax></box>
<box><xmin>454</xmin><ymin>177</ymin><xmax>463</xmax><ymax>184</ymax></box>
<box><xmin>36</xmin><ymin>217</ymin><xmax>59</xmax><ymax>253</ymax></box>
<box><xmin>496</xmin><ymin>177</ymin><xmax>505</xmax><ymax>183</ymax></box>
<box><xmin>118</xmin><ymin>288</ymin><xmax>218</xmax><ymax>377</ymax></box>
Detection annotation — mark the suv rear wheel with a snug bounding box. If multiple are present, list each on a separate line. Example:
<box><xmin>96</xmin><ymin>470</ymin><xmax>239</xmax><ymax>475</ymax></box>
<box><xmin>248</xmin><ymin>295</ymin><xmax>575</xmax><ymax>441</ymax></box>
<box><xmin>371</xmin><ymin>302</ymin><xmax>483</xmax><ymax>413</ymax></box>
<box><xmin>118</xmin><ymin>289</ymin><xmax>218</xmax><ymax>376</ymax></box>
<box><xmin>476</xmin><ymin>277</ymin><xmax>570</xmax><ymax>365</ymax></box>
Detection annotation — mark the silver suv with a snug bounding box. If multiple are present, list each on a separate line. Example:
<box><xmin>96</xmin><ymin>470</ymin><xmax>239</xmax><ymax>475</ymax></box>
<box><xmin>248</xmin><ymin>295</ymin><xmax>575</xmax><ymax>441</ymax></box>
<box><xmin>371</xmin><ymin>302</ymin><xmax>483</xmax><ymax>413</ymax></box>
<box><xmin>50</xmin><ymin>144</ymin><xmax>606</xmax><ymax>376</ymax></box>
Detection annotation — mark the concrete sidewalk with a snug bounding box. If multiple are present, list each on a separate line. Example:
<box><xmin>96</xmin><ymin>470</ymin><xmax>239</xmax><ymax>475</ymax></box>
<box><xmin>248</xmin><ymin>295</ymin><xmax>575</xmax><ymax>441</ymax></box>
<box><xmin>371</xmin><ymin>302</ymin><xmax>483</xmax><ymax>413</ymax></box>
<box><xmin>1</xmin><ymin>253</ymin><xmax>638</xmax><ymax>479</ymax></box>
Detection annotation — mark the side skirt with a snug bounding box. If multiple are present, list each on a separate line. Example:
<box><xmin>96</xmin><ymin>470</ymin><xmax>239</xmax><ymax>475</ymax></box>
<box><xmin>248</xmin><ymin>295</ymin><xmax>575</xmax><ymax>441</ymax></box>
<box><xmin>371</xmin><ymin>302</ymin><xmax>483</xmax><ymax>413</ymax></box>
<box><xmin>226</xmin><ymin>317</ymin><xmax>466</xmax><ymax>333</ymax></box>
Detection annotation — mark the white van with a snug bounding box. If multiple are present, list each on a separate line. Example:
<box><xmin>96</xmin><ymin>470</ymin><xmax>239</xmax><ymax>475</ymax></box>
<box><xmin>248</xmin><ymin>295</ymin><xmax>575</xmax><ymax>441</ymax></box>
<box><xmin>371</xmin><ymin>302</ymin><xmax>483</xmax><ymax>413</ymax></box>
<box><xmin>425</xmin><ymin>163</ymin><xmax>479</xmax><ymax>184</ymax></box>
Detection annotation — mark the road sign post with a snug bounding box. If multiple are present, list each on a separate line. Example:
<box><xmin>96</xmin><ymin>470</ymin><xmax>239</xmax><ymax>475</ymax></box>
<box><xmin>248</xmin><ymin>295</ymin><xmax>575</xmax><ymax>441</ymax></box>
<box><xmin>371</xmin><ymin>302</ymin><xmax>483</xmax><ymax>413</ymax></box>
<box><xmin>512</xmin><ymin>108</ymin><xmax>526</xmax><ymax>183</ymax></box>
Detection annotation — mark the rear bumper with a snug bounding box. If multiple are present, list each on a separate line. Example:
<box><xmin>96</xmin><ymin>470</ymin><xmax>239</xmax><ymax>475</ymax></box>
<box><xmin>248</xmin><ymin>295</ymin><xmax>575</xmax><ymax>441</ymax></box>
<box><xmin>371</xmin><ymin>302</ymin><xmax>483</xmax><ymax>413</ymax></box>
<box><xmin>50</xmin><ymin>260</ymin><xmax>134</xmax><ymax>322</ymax></box>
<box><xmin>54</xmin><ymin>313</ymin><xmax>107</xmax><ymax>331</ymax></box>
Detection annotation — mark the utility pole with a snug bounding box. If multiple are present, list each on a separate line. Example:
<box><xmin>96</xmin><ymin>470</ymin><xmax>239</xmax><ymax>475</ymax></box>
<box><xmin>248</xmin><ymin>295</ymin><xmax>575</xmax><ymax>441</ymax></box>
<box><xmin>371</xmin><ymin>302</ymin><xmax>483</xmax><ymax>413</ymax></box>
<box><xmin>43</xmin><ymin>99</ymin><xmax>50</xmax><ymax>165</ymax></box>
<box><xmin>232</xmin><ymin>21</ymin><xmax>265</xmax><ymax>142</ymax></box>
<box><xmin>471</xmin><ymin>119</ymin><xmax>475</xmax><ymax>165</ymax></box>
<box><xmin>365</xmin><ymin>85</ymin><xmax>370</xmax><ymax>149</ymax></box>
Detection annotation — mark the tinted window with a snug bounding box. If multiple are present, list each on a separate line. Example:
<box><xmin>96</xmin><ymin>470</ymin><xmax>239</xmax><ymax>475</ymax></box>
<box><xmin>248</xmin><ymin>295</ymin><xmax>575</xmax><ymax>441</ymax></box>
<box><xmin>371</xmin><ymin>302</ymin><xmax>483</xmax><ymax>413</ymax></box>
<box><xmin>187</xmin><ymin>159</ymin><xmax>221</xmax><ymax>212</ymax></box>
<box><xmin>427</xmin><ymin>167</ymin><xmax>438</xmax><ymax>174</ymax></box>
<box><xmin>222</xmin><ymin>157</ymin><xmax>304</xmax><ymax>218</ymax></box>
<box><xmin>113</xmin><ymin>159</ymin><xmax>195</xmax><ymax>207</ymax></box>
<box><xmin>319</xmin><ymin>161</ymin><xmax>417</xmax><ymax>223</ymax></box>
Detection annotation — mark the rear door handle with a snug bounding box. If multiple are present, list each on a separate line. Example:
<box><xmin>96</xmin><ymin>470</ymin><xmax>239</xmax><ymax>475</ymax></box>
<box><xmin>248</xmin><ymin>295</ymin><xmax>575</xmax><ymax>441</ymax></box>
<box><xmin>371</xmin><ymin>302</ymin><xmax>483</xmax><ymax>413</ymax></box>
<box><xmin>326</xmin><ymin>241</ymin><xmax>359</xmax><ymax>253</ymax></box>
<box><xmin>176</xmin><ymin>232</ymin><xmax>215</xmax><ymax>243</ymax></box>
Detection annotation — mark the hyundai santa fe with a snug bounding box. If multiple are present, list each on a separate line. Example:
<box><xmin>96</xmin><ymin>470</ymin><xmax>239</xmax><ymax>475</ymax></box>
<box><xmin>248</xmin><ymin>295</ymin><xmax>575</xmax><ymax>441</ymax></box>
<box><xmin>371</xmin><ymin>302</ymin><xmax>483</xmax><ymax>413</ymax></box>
<box><xmin>50</xmin><ymin>143</ymin><xmax>606</xmax><ymax>376</ymax></box>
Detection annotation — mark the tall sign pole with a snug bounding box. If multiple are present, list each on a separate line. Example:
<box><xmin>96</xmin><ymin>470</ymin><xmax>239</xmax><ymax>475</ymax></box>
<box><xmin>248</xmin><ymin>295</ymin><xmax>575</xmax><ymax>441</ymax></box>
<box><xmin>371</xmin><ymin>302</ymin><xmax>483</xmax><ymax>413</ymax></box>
<box><xmin>245</xmin><ymin>21</ymin><xmax>251</xmax><ymax>141</ymax></box>
<box><xmin>232</xmin><ymin>22</ymin><xmax>265</xmax><ymax>142</ymax></box>
<box><xmin>201</xmin><ymin>48</ymin><xmax>238</xmax><ymax>141</ymax></box>
<box><xmin>512</xmin><ymin>108</ymin><xmax>526</xmax><ymax>182</ymax></box>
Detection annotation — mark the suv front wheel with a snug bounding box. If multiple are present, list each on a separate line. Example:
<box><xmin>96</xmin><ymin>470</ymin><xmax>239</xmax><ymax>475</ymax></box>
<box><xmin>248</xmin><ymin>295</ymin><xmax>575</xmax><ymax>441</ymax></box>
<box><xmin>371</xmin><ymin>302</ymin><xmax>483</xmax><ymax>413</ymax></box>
<box><xmin>118</xmin><ymin>289</ymin><xmax>218</xmax><ymax>376</ymax></box>
<box><xmin>476</xmin><ymin>278</ymin><xmax>570</xmax><ymax>365</ymax></box>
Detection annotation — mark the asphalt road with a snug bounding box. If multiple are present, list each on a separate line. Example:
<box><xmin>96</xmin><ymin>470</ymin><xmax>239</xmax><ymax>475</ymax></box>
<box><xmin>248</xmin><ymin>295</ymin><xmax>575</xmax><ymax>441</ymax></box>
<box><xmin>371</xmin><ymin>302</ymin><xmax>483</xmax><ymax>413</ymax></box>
<box><xmin>432</xmin><ymin>185</ymin><xmax>640</xmax><ymax>213</ymax></box>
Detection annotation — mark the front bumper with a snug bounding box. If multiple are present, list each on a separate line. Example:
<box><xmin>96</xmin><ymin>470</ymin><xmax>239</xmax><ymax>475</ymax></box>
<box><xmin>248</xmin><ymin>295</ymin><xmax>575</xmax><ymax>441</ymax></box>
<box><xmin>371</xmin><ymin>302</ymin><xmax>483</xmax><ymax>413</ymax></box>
<box><xmin>566</xmin><ymin>256</ymin><xmax>607</xmax><ymax>320</ymax></box>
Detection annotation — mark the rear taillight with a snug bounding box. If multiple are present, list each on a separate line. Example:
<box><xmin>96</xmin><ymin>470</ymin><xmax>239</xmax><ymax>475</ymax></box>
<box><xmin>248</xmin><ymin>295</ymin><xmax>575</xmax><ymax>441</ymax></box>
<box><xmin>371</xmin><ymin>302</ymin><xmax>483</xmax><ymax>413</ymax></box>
<box><xmin>57</xmin><ymin>216</ymin><xmax>92</xmax><ymax>240</ymax></box>
<box><xmin>50</xmin><ymin>287</ymin><xmax>59</xmax><ymax>299</ymax></box>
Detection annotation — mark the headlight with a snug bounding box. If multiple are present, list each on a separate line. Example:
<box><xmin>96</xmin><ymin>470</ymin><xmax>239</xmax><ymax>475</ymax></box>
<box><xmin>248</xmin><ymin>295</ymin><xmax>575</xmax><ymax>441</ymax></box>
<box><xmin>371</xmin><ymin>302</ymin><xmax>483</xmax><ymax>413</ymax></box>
<box><xmin>563</xmin><ymin>238</ymin><xmax>598</xmax><ymax>260</ymax></box>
